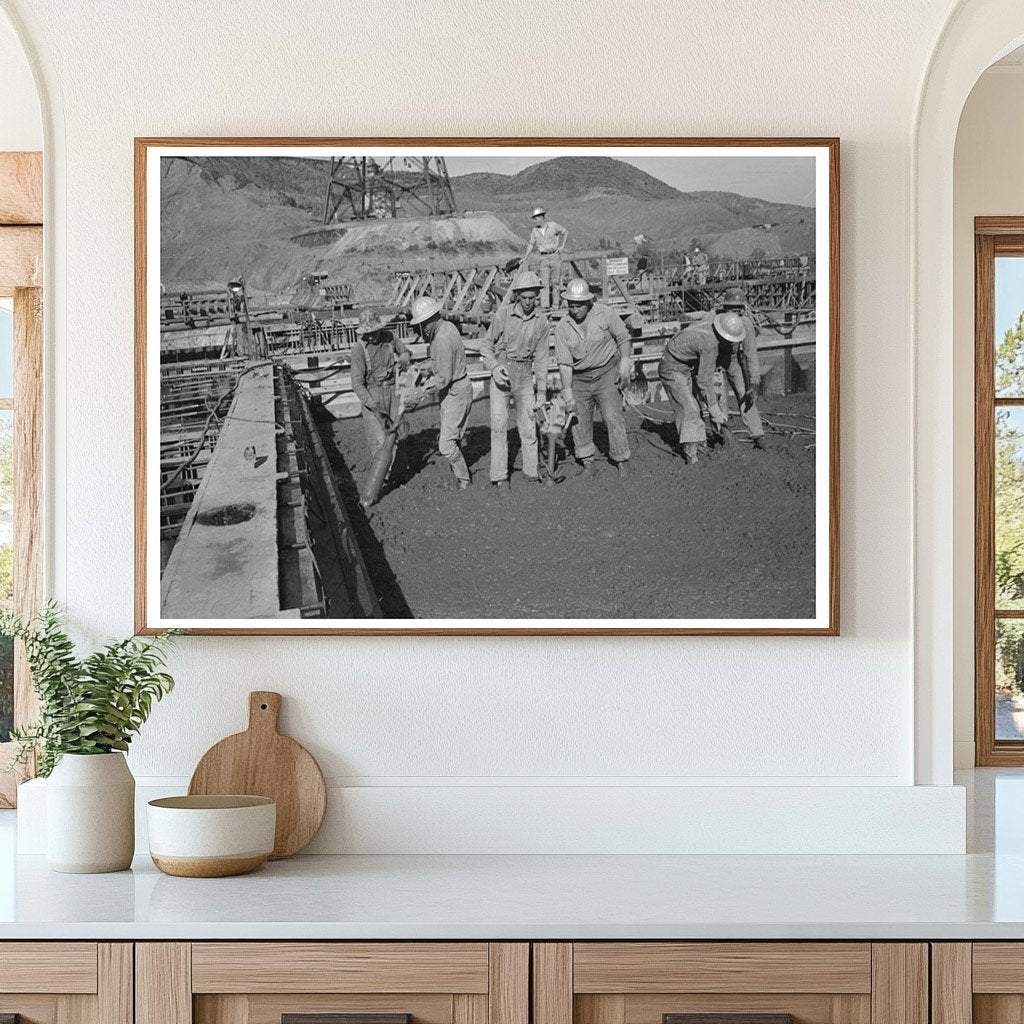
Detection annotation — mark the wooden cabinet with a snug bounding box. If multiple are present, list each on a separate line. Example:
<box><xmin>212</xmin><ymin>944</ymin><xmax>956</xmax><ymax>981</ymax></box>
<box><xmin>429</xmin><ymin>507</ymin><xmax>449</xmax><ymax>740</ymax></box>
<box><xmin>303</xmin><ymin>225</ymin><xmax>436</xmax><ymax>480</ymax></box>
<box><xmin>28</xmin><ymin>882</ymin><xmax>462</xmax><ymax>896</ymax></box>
<box><xmin>136</xmin><ymin>944</ymin><xmax>528</xmax><ymax>1024</ymax></box>
<box><xmin>532</xmin><ymin>944</ymin><xmax>928</xmax><ymax>1024</ymax></box>
<box><xmin>0</xmin><ymin>943</ymin><xmax>132</xmax><ymax>1024</ymax></box>
<box><xmin>932</xmin><ymin>943</ymin><xmax>1024</xmax><ymax>1024</ymax></box>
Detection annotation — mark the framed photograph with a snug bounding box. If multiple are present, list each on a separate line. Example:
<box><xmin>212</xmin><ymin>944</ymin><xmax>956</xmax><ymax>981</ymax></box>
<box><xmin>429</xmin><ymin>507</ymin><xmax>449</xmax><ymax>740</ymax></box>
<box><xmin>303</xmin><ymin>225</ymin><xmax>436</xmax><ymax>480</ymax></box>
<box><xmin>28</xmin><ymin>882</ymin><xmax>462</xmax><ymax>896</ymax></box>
<box><xmin>135</xmin><ymin>137</ymin><xmax>839</xmax><ymax>635</ymax></box>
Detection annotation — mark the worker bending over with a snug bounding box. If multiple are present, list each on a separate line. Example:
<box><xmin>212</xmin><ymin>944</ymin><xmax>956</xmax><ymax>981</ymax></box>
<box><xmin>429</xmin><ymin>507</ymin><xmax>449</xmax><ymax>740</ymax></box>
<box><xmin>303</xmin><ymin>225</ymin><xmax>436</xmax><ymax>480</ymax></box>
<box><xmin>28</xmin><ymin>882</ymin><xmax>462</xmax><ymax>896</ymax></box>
<box><xmin>350</xmin><ymin>308</ymin><xmax>411</xmax><ymax>462</ymax></box>
<box><xmin>409</xmin><ymin>297</ymin><xmax>473</xmax><ymax>490</ymax></box>
<box><xmin>718</xmin><ymin>287</ymin><xmax>766</xmax><ymax>450</ymax></box>
<box><xmin>658</xmin><ymin>312</ymin><xmax>741</xmax><ymax>464</ymax></box>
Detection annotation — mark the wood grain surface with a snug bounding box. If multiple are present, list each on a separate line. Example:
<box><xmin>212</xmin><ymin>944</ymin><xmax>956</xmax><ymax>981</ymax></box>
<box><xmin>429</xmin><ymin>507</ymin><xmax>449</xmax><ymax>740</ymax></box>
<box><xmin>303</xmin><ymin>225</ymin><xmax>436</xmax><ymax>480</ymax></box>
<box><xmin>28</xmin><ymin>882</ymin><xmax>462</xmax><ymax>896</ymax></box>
<box><xmin>573</xmin><ymin>943</ymin><xmax>871</xmax><ymax>994</ymax></box>
<box><xmin>191</xmin><ymin>942</ymin><xmax>489</xmax><ymax>994</ymax></box>
<box><xmin>188</xmin><ymin>691</ymin><xmax>326</xmax><ymax>858</ymax></box>
<box><xmin>0</xmin><ymin>153</ymin><xmax>42</xmax><ymax>225</ymax></box>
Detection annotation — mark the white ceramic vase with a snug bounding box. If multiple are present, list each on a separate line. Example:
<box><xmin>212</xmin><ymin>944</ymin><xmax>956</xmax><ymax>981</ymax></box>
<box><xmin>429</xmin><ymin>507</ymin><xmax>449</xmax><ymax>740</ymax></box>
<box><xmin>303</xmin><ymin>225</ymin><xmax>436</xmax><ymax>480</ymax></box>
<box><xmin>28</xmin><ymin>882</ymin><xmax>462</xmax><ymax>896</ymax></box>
<box><xmin>46</xmin><ymin>752</ymin><xmax>135</xmax><ymax>873</ymax></box>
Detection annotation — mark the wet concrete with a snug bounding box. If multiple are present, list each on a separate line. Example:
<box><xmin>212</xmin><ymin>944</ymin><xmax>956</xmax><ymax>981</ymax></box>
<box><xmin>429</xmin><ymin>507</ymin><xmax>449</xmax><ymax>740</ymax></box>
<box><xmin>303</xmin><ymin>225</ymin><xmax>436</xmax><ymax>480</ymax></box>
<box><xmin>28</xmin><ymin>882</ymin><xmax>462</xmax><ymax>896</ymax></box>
<box><xmin>319</xmin><ymin>394</ymin><xmax>818</xmax><ymax>620</ymax></box>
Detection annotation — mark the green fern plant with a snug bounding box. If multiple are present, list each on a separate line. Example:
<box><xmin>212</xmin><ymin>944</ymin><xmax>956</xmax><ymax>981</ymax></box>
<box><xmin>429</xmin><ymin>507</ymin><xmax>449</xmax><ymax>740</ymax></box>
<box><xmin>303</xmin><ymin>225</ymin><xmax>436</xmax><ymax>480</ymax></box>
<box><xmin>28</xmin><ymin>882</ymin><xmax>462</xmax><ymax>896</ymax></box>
<box><xmin>0</xmin><ymin>603</ymin><xmax>180</xmax><ymax>777</ymax></box>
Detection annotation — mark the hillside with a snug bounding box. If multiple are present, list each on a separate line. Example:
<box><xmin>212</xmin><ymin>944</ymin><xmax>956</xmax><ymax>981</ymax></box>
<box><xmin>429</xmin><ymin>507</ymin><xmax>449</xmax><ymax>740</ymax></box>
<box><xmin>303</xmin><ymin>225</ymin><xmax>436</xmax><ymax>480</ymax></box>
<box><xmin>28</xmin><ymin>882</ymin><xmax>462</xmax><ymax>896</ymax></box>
<box><xmin>159</xmin><ymin>154</ymin><xmax>816</xmax><ymax>297</ymax></box>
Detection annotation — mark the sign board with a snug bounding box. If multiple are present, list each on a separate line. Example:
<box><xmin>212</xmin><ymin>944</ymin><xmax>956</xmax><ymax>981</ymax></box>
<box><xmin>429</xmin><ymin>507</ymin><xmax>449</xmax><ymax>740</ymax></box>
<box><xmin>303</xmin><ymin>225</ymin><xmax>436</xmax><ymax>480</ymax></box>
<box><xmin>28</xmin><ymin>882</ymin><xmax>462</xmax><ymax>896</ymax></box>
<box><xmin>604</xmin><ymin>256</ymin><xmax>629</xmax><ymax>277</ymax></box>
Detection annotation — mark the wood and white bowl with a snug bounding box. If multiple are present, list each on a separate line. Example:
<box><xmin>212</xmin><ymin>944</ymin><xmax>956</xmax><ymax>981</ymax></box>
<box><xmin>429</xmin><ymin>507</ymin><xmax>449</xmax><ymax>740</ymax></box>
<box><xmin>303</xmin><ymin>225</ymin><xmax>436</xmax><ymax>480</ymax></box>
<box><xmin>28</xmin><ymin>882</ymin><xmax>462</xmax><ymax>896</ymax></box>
<box><xmin>147</xmin><ymin>795</ymin><xmax>276</xmax><ymax>877</ymax></box>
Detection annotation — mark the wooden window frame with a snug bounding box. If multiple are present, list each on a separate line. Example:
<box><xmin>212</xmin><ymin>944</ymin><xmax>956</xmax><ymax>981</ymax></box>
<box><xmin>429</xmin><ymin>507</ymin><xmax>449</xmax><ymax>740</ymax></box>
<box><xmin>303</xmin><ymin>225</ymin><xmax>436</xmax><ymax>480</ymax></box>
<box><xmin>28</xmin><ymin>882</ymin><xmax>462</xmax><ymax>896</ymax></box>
<box><xmin>0</xmin><ymin>151</ymin><xmax>43</xmax><ymax>806</ymax></box>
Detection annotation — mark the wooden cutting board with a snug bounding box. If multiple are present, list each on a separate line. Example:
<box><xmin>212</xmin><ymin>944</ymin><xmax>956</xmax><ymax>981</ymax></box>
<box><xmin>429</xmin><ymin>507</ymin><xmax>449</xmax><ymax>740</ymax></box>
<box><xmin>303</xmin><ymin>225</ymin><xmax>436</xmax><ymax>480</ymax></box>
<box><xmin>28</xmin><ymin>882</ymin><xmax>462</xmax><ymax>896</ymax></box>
<box><xmin>188</xmin><ymin>691</ymin><xmax>326</xmax><ymax>859</ymax></box>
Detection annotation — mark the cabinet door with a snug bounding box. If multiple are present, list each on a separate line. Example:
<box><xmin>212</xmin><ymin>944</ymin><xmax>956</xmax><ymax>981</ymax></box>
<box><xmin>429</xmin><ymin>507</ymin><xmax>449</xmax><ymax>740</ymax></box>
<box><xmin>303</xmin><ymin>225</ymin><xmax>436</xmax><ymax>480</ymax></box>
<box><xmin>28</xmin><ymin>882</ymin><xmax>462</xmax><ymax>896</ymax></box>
<box><xmin>943</xmin><ymin>943</ymin><xmax>1024</xmax><ymax>1024</ymax></box>
<box><xmin>0</xmin><ymin>943</ymin><xmax>131</xmax><ymax>1024</ymax></box>
<box><xmin>533</xmin><ymin>944</ymin><xmax>927</xmax><ymax>1024</ymax></box>
<box><xmin>137</xmin><ymin>943</ymin><xmax>528</xmax><ymax>1024</ymax></box>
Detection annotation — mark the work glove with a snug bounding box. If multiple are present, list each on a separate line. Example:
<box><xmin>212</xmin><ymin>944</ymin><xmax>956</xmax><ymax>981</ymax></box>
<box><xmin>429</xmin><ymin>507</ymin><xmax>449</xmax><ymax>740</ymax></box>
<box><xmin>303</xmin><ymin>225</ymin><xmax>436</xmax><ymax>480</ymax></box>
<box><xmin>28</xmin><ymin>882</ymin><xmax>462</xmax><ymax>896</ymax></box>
<box><xmin>534</xmin><ymin>391</ymin><xmax>547</xmax><ymax>410</ymax></box>
<box><xmin>364</xmin><ymin>399</ymin><xmax>381</xmax><ymax>414</ymax></box>
<box><xmin>492</xmin><ymin>365</ymin><xmax>511</xmax><ymax>389</ymax></box>
<box><xmin>562</xmin><ymin>389</ymin><xmax>576</xmax><ymax>415</ymax></box>
<box><xmin>740</xmin><ymin>390</ymin><xmax>755</xmax><ymax>412</ymax></box>
<box><xmin>709</xmin><ymin>404</ymin><xmax>728</xmax><ymax>428</ymax></box>
<box><xmin>618</xmin><ymin>356</ymin><xmax>633</xmax><ymax>387</ymax></box>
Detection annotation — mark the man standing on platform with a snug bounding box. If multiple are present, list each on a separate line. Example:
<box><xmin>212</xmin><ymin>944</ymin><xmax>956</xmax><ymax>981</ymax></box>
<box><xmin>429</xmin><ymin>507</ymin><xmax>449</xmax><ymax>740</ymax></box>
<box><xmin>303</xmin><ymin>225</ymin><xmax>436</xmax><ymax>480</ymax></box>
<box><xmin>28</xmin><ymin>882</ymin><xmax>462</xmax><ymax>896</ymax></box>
<box><xmin>523</xmin><ymin>206</ymin><xmax>567</xmax><ymax>309</ymax></box>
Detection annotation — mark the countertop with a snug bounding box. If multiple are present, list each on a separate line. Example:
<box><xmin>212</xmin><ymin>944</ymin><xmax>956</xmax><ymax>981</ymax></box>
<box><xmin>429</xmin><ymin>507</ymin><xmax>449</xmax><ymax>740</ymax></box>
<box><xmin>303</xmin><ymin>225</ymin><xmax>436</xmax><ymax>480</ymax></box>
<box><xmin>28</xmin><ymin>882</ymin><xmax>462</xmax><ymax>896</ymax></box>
<box><xmin>3</xmin><ymin>849</ymin><xmax>1024</xmax><ymax>940</ymax></box>
<box><xmin>1</xmin><ymin>769</ymin><xmax>1022</xmax><ymax>941</ymax></box>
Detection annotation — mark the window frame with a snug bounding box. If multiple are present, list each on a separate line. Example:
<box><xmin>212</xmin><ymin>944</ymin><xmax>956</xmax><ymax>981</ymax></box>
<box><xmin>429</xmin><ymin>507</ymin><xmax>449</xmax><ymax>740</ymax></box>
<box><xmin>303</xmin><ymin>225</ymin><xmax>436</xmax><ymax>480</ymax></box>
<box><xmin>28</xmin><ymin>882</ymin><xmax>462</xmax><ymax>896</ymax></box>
<box><xmin>0</xmin><ymin>152</ymin><xmax>43</xmax><ymax>806</ymax></box>
<box><xmin>975</xmin><ymin>217</ymin><xmax>1024</xmax><ymax>765</ymax></box>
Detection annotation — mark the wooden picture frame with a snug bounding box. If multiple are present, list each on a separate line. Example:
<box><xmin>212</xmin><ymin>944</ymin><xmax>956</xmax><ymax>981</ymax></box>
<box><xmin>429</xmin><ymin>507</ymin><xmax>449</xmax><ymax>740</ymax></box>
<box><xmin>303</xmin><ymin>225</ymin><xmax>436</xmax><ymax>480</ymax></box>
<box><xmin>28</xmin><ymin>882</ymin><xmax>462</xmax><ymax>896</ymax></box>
<box><xmin>135</xmin><ymin>137</ymin><xmax>839</xmax><ymax>636</ymax></box>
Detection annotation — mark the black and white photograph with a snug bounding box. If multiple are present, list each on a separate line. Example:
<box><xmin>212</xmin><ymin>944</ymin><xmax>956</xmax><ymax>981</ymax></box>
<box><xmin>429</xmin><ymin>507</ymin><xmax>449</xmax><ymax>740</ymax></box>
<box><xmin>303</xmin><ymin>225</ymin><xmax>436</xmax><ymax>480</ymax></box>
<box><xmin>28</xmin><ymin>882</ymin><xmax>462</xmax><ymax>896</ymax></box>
<box><xmin>137</xmin><ymin>140</ymin><xmax>837</xmax><ymax>634</ymax></box>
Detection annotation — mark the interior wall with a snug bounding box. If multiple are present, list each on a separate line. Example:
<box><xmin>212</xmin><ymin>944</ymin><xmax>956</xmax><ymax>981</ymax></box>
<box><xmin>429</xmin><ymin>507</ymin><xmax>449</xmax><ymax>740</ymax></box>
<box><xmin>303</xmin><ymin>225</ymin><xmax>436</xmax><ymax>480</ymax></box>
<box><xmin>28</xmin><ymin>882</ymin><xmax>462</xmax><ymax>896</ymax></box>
<box><xmin>952</xmin><ymin>65</ymin><xmax>1024</xmax><ymax>767</ymax></box>
<box><xmin>0</xmin><ymin>9</ymin><xmax>40</xmax><ymax>151</ymax></box>
<box><xmin>0</xmin><ymin>0</ymin><xmax>976</xmax><ymax>851</ymax></box>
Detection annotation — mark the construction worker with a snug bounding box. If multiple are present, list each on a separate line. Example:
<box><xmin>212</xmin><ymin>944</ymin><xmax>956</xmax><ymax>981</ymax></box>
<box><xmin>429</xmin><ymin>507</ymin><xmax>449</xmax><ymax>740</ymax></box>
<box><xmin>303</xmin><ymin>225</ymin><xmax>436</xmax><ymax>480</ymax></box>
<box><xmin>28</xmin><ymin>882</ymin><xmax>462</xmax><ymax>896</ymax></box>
<box><xmin>718</xmin><ymin>287</ymin><xmax>766</xmax><ymax>450</ymax></box>
<box><xmin>350</xmin><ymin>308</ymin><xmax>411</xmax><ymax>461</ymax></box>
<box><xmin>480</xmin><ymin>271</ymin><xmax>549</xmax><ymax>490</ymax></box>
<box><xmin>524</xmin><ymin>206</ymin><xmax>567</xmax><ymax>309</ymax></box>
<box><xmin>409</xmin><ymin>296</ymin><xmax>473</xmax><ymax>489</ymax></box>
<box><xmin>692</xmin><ymin>244</ymin><xmax>709</xmax><ymax>286</ymax></box>
<box><xmin>658</xmin><ymin>311</ymin><xmax>741</xmax><ymax>464</ymax></box>
<box><xmin>553</xmin><ymin>277</ymin><xmax>632</xmax><ymax>477</ymax></box>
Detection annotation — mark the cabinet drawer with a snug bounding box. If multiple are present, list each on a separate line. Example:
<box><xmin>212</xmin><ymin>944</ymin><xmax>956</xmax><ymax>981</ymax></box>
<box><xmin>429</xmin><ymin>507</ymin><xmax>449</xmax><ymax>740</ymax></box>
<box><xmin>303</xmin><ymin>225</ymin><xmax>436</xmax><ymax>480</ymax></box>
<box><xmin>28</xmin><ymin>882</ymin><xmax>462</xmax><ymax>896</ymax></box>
<box><xmin>533</xmin><ymin>944</ymin><xmax>925</xmax><ymax>1024</ymax></box>
<box><xmin>0</xmin><ymin>942</ymin><xmax>99</xmax><ymax>994</ymax></box>
<box><xmin>139</xmin><ymin>943</ymin><xmax>528</xmax><ymax>1024</ymax></box>
<box><xmin>571</xmin><ymin>944</ymin><xmax>872</xmax><ymax>994</ymax></box>
<box><xmin>191</xmin><ymin>943</ymin><xmax>490</xmax><ymax>994</ymax></box>
<box><xmin>0</xmin><ymin>943</ymin><xmax>130</xmax><ymax>1024</ymax></box>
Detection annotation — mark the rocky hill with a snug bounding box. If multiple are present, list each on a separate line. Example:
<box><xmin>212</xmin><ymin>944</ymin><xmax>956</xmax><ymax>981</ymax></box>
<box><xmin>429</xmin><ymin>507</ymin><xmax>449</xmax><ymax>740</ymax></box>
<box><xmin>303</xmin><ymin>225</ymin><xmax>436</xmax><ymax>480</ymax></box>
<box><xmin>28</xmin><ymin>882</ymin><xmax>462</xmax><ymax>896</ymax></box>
<box><xmin>159</xmin><ymin>154</ymin><xmax>815</xmax><ymax>297</ymax></box>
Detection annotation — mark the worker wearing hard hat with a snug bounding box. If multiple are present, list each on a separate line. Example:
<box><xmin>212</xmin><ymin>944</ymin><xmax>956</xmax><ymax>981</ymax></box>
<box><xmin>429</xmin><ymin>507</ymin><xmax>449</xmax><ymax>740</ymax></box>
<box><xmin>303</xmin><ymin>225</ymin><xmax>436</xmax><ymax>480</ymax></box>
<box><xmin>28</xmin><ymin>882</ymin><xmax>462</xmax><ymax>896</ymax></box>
<box><xmin>480</xmin><ymin>271</ymin><xmax>550</xmax><ymax>490</ymax></box>
<box><xmin>658</xmin><ymin>311</ymin><xmax>741</xmax><ymax>465</ymax></box>
<box><xmin>718</xmin><ymin>287</ymin><xmax>765</xmax><ymax>450</ymax></box>
<box><xmin>523</xmin><ymin>206</ymin><xmax>567</xmax><ymax>309</ymax></box>
<box><xmin>350</xmin><ymin>309</ymin><xmax>411</xmax><ymax>462</ymax></box>
<box><xmin>692</xmin><ymin>244</ymin><xmax>709</xmax><ymax>286</ymax></box>
<box><xmin>553</xmin><ymin>277</ymin><xmax>633</xmax><ymax>478</ymax></box>
<box><xmin>409</xmin><ymin>296</ymin><xmax>474</xmax><ymax>489</ymax></box>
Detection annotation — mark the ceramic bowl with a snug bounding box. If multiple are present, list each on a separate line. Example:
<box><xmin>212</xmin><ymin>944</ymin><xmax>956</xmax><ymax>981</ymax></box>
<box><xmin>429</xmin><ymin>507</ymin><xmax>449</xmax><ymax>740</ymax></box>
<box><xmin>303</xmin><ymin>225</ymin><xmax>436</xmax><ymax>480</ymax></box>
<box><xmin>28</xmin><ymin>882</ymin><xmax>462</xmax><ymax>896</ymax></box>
<box><xmin>147</xmin><ymin>795</ymin><xmax>276</xmax><ymax>877</ymax></box>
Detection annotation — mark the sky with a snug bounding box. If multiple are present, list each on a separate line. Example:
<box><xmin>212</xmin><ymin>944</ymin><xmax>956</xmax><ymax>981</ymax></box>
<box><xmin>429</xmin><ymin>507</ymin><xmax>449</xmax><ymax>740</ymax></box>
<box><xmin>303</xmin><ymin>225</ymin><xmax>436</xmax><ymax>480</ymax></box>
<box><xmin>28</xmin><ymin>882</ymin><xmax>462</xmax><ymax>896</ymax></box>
<box><xmin>997</xmin><ymin>257</ymin><xmax>1024</xmax><ymax>341</ymax></box>
<box><xmin>442</xmin><ymin>154</ymin><xmax>818</xmax><ymax>207</ymax></box>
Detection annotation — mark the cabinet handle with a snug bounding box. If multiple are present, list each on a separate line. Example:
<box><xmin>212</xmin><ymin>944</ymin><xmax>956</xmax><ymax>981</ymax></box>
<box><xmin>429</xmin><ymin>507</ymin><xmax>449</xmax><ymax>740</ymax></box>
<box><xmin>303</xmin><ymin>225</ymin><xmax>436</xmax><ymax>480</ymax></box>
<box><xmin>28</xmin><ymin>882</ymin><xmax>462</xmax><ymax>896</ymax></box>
<box><xmin>283</xmin><ymin>1015</ymin><xmax>411</xmax><ymax>1024</ymax></box>
<box><xmin>664</xmin><ymin>1016</ymin><xmax>794</xmax><ymax>1024</ymax></box>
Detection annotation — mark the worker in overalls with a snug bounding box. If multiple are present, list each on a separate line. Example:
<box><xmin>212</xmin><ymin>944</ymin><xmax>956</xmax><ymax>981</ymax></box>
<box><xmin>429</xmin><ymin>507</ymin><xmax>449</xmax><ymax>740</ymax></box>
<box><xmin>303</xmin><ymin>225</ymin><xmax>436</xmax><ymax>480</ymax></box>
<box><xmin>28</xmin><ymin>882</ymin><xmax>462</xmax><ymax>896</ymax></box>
<box><xmin>409</xmin><ymin>297</ymin><xmax>474</xmax><ymax>489</ymax></box>
<box><xmin>718</xmin><ymin>287</ymin><xmax>766</xmax><ymax>450</ymax></box>
<box><xmin>524</xmin><ymin>206</ymin><xmax>567</xmax><ymax>309</ymax></box>
<box><xmin>658</xmin><ymin>312</ymin><xmax>739</xmax><ymax>465</ymax></box>
<box><xmin>350</xmin><ymin>308</ymin><xmax>411</xmax><ymax>461</ymax></box>
<box><xmin>480</xmin><ymin>271</ymin><xmax>550</xmax><ymax>491</ymax></box>
<box><xmin>553</xmin><ymin>278</ymin><xmax>633</xmax><ymax>478</ymax></box>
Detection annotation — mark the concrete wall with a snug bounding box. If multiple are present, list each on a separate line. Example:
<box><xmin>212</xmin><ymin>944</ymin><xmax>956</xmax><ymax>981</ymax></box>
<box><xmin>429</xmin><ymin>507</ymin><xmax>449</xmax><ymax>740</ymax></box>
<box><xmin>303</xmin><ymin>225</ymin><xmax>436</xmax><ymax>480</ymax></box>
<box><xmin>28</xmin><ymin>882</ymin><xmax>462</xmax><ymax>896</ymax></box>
<box><xmin>0</xmin><ymin>0</ymin><xmax>990</xmax><ymax>852</ymax></box>
<box><xmin>953</xmin><ymin>65</ymin><xmax>1024</xmax><ymax>767</ymax></box>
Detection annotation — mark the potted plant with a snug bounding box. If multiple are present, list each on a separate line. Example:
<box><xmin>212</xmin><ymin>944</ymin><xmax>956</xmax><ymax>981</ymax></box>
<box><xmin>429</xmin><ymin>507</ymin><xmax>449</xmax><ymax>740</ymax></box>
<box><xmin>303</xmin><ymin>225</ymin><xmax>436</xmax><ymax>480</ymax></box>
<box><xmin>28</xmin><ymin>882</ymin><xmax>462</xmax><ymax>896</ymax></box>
<box><xmin>2</xmin><ymin>603</ymin><xmax>179</xmax><ymax>873</ymax></box>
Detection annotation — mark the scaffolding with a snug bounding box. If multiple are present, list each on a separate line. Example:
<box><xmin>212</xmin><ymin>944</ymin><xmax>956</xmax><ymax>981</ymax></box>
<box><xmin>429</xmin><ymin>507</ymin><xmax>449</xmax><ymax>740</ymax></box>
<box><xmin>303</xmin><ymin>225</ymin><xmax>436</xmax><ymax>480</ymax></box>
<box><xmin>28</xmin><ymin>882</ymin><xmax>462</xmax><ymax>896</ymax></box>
<box><xmin>322</xmin><ymin>156</ymin><xmax>458</xmax><ymax>224</ymax></box>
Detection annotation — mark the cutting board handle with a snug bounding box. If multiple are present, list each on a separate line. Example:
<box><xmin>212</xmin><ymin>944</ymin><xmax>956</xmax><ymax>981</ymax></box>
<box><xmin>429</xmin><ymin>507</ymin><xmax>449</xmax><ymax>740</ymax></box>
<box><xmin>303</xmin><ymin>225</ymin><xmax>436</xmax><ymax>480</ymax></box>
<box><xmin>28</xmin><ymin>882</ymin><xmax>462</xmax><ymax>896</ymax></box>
<box><xmin>248</xmin><ymin>691</ymin><xmax>282</xmax><ymax>734</ymax></box>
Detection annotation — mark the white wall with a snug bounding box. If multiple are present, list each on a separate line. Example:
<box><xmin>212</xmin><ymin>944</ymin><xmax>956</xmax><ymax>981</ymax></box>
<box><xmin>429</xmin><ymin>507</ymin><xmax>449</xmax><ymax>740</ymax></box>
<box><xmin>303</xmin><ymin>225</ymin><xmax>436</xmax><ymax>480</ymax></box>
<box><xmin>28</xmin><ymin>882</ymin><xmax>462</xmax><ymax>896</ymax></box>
<box><xmin>0</xmin><ymin>7</ymin><xmax>39</xmax><ymax>152</ymax></box>
<box><xmin>952</xmin><ymin>65</ymin><xmax>1024</xmax><ymax>767</ymax></box>
<box><xmin>0</xmin><ymin>0</ymin><xmax>976</xmax><ymax>852</ymax></box>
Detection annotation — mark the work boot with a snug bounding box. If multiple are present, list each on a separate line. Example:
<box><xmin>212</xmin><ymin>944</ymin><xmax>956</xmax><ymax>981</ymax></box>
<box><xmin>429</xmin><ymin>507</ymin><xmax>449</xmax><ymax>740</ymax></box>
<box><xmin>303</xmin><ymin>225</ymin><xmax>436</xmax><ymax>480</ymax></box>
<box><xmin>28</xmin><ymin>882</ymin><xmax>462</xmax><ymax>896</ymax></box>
<box><xmin>751</xmin><ymin>436</ymin><xmax>767</xmax><ymax>451</ymax></box>
<box><xmin>493</xmin><ymin>479</ymin><xmax>510</xmax><ymax>497</ymax></box>
<box><xmin>581</xmin><ymin>458</ymin><xmax>597</xmax><ymax>477</ymax></box>
<box><xmin>521</xmin><ymin>473</ymin><xmax>541</xmax><ymax>485</ymax></box>
<box><xmin>456</xmin><ymin>477</ymin><xmax>472</xmax><ymax>491</ymax></box>
<box><xmin>616</xmin><ymin>461</ymin><xmax>629</xmax><ymax>479</ymax></box>
<box><xmin>682</xmin><ymin>442</ymin><xmax>699</xmax><ymax>465</ymax></box>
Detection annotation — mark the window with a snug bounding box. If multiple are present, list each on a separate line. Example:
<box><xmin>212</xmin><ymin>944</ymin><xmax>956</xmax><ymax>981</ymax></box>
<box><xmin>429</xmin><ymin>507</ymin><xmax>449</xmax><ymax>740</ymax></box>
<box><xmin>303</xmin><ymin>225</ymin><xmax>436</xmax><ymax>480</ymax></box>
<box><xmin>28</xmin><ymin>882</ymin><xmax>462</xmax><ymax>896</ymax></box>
<box><xmin>975</xmin><ymin>220</ymin><xmax>1024</xmax><ymax>764</ymax></box>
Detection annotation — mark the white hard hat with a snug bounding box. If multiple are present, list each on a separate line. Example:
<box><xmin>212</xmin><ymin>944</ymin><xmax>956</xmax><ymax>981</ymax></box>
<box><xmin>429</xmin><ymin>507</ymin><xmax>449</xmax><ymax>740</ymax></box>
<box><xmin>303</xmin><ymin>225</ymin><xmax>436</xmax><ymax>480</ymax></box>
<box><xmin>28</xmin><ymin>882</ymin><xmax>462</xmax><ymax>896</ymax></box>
<box><xmin>409</xmin><ymin>296</ymin><xmax>442</xmax><ymax>325</ymax></box>
<box><xmin>713</xmin><ymin>311</ymin><xmax>746</xmax><ymax>345</ymax></box>
<box><xmin>530</xmin><ymin>207</ymin><xmax>546</xmax><ymax>218</ymax></box>
<box><xmin>563</xmin><ymin>278</ymin><xmax>596</xmax><ymax>303</ymax></box>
